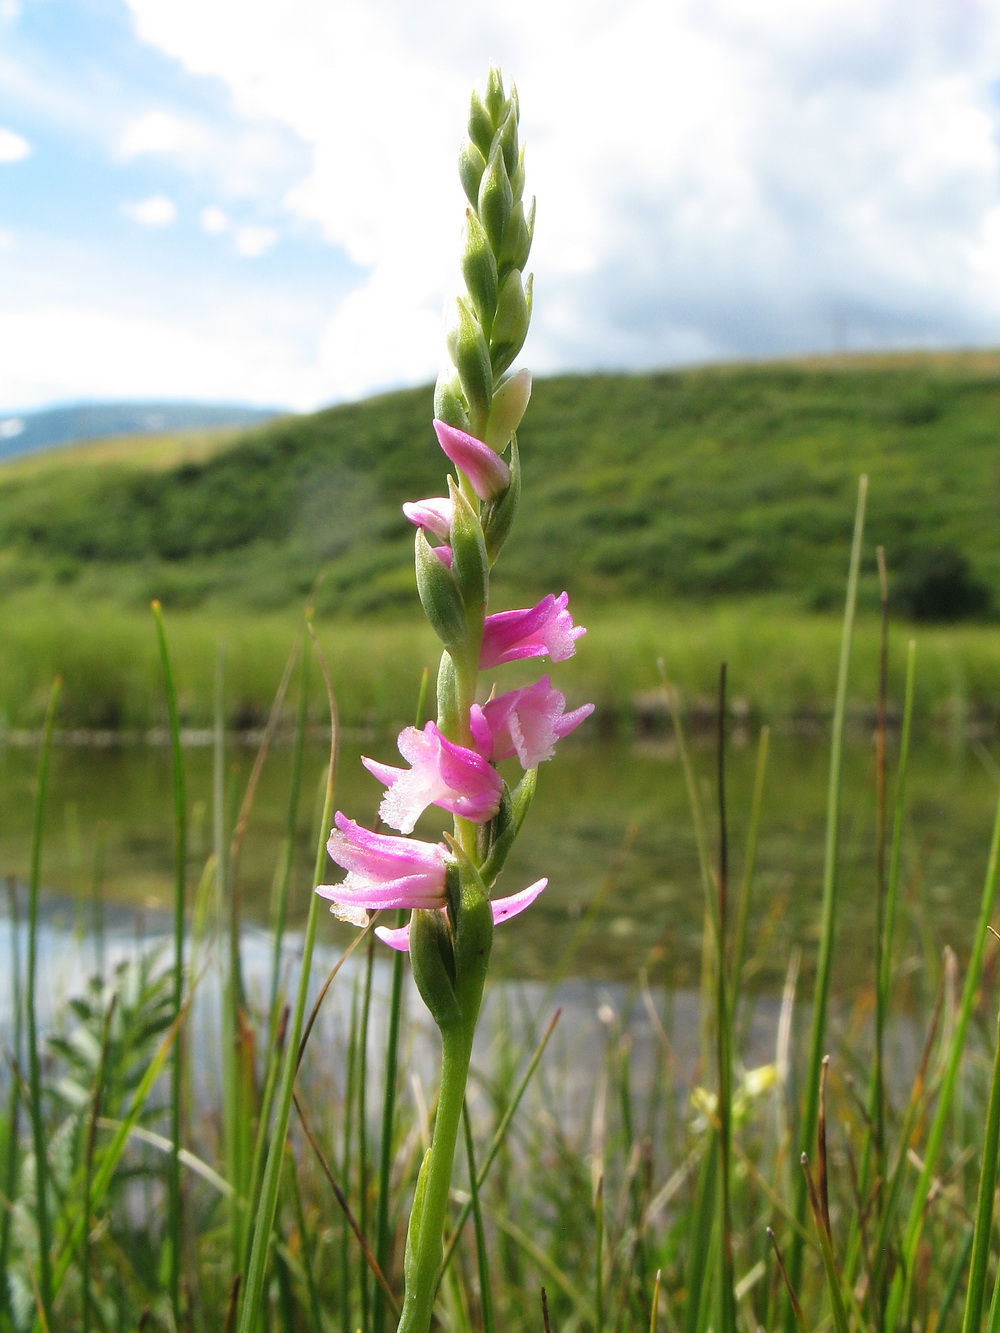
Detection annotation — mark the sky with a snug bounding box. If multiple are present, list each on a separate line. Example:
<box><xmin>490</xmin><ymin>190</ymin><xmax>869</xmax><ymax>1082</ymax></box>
<box><xmin>2</xmin><ymin>0</ymin><xmax>1000</xmax><ymax>414</ymax></box>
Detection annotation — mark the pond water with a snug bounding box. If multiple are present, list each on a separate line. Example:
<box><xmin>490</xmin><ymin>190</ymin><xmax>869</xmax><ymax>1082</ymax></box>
<box><xmin>3</xmin><ymin>724</ymin><xmax>999</xmax><ymax>992</ymax></box>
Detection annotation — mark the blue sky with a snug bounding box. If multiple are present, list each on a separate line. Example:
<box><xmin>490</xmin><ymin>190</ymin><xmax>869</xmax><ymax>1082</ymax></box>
<box><xmin>3</xmin><ymin>0</ymin><xmax>1000</xmax><ymax>413</ymax></box>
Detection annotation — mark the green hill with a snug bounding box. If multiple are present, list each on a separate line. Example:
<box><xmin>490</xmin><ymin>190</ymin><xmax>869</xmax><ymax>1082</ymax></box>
<box><xmin>3</xmin><ymin>351</ymin><xmax>1000</xmax><ymax>621</ymax></box>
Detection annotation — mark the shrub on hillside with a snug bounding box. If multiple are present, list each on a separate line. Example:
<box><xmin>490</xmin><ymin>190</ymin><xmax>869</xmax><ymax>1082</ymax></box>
<box><xmin>892</xmin><ymin>544</ymin><xmax>992</xmax><ymax>622</ymax></box>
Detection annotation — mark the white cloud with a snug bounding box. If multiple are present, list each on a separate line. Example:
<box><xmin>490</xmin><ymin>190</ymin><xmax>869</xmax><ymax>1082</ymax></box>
<box><xmin>234</xmin><ymin>223</ymin><xmax>278</xmax><ymax>257</ymax></box>
<box><xmin>200</xmin><ymin>204</ymin><xmax>230</xmax><ymax>234</ymax></box>
<box><xmin>117</xmin><ymin>0</ymin><xmax>1000</xmax><ymax>398</ymax></box>
<box><xmin>2</xmin><ymin>0</ymin><xmax>997</xmax><ymax>412</ymax></box>
<box><xmin>118</xmin><ymin>108</ymin><xmax>208</xmax><ymax>159</ymax></box>
<box><xmin>0</xmin><ymin>126</ymin><xmax>31</xmax><ymax>162</ymax></box>
<box><xmin>117</xmin><ymin>102</ymin><xmax>306</xmax><ymax>202</ymax></box>
<box><xmin>0</xmin><ymin>301</ymin><xmax>322</xmax><ymax>410</ymax></box>
<box><xmin>122</xmin><ymin>193</ymin><xmax>178</xmax><ymax>227</ymax></box>
<box><xmin>0</xmin><ymin>0</ymin><xmax>21</xmax><ymax>22</ymax></box>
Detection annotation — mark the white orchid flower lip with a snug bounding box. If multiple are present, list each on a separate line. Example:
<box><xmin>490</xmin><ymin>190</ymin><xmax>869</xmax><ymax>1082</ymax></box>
<box><xmin>374</xmin><ymin>878</ymin><xmax>549</xmax><ymax>952</ymax></box>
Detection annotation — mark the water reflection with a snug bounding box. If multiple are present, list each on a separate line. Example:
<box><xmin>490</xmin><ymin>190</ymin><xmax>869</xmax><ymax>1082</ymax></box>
<box><xmin>2</xmin><ymin>730</ymin><xmax>998</xmax><ymax>986</ymax></box>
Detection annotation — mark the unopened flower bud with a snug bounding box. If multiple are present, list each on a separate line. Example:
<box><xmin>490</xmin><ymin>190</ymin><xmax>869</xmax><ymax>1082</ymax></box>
<box><xmin>478</xmin><ymin>143</ymin><xmax>513</xmax><ymax>254</ymax></box>
<box><xmin>403</xmin><ymin>497</ymin><xmax>453</xmax><ymax>542</ymax></box>
<box><xmin>459</xmin><ymin>139</ymin><xmax>488</xmax><ymax>208</ymax></box>
<box><xmin>468</xmin><ymin>90</ymin><xmax>493</xmax><ymax>157</ymax></box>
<box><xmin>462</xmin><ymin>210</ymin><xmax>498</xmax><ymax>334</ymax></box>
<box><xmin>491</xmin><ymin>270</ymin><xmax>530</xmax><ymax>373</ymax></box>
<box><xmin>484</xmin><ymin>65</ymin><xmax>507</xmax><ymax>123</ymax></box>
<box><xmin>434</xmin><ymin>420</ymin><xmax>510</xmax><ymax>499</ymax></box>
<box><xmin>510</xmin><ymin>146</ymin><xmax>526</xmax><ymax>206</ymax></box>
<box><xmin>445</xmin><ymin>298</ymin><xmax>492</xmax><ymax>425</ymax></box>
<box><xmin>499</xmin><ymin>197</ymin><xmax>534</xmax><ymax>272</ymax></box>
<box><xmin>415</xmin><ymin>529</ymin><xmax>467</xmax><ymax>651</ymax></box>
<box><xmin>485</xmin><ymin>369</ymin><xmax>532</xmax><ymax>451</ymax></box>
<box><xmin>496</xmin><ymin>103</ymin><xmax>519</xmax><ymax>177</ymax></box>
<box><xmin>434</xmin><ymin>372</ymin><xmax>470</xmax><ymax>432</ymax></box>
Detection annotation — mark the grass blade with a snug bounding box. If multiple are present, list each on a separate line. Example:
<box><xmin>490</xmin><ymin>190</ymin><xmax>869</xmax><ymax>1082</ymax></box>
<box><xmin>25</xmin><ymin>676</ymin><xmax>61</xmax><ymax>1331</ymax></box>
<box><xmin>152</xmin><ymin>600</ymin><xmax>187</xmax><ymax>1330</ymax></box>
<box><xmin>800</xmin><ymin>1154</ymin><xmax>850</xmax><ymax>1333</ymax></box>
<box><xmin>783</xmin><ymin>474</ymin><xmax>867</xmax><ymax>1324</ymax></box>
<box><xmin>887</xmin><ymin>771</ymin><xmax>1000</xmax><ymax>1328</ymax></box>
<box><xmin>960</xmin><ymin>999</ymin><xmax>1000</xmax><ymax>1333</ymax></box>
<box><xmin>462</xmin><ymin>1101</ymin><xmax>495</xmax><ymax>1333</ymax></box>
<box><xmin>236</xmin><ymin>615</ymin><xmax>337</xmax><ymax>1333</ymax></box>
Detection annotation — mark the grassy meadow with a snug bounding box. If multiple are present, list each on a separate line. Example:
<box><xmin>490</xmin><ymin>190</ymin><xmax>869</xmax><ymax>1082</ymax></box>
<box><xmin>7</xmin><ymin>351</ymin><xmax>1000</xmax><ymax>625</ymax></box>
<box><xmin>6</xmin><ymin>351</ymin><xmax>1000</xmax><ymax>1330</ymax></box>
<box><xmin>3</xmin><ymin>587</ymin><xmax>1000</xmax><ymax>736</ymax></box>
<box><xmin>4</xmin><ymin>350</ymin><xmax>1000</xmax><ymax>731</ymax></box>
<box><xmin>6</xmin><ymin>555</ymin><xmax>1000</xmax><ymax>1331</ymax></box>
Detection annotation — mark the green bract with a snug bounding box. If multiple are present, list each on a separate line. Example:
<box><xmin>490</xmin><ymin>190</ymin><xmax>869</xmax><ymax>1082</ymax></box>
<box><xmin>482</xmin><ymin>432</ymin><xmax>521</xmax><ymax>564</ymax></box>
<box><xmin>408</xmin><ymin>905</ymin><xmax>460</xmax><ymax>1031</ymax></box>
<box><xmin>446</xmin><ymin>297</ymin><xmax>493</xmax><ymax>429</ymax></box>
<box><xmin>414</xmin><ymin>530</ymin><xmax>466</xmax><ymax>649</ymax></box>
<box><xmin>446</xmin><ymin>478</ymin><xmax>488</xmax><ymax>631</ymax></box>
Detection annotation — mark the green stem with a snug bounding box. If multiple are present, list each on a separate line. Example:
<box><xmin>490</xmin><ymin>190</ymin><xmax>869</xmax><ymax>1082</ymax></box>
<box><xmin>398</xmin><ymin>1019</ymin><xmax>478</xmax><ymax>1333</ymax></box>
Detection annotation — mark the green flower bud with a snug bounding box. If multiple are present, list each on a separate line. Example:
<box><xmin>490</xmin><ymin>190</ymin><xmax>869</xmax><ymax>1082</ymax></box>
<box><xmin>468</xmin><ymin>91</ymin><xmax>493</xmax><ymax>157</ymax></box>
<box><xmin>478</xmin><ymin>142</ymin><xmax>513</xmax><ymax>254</ymax></box>
<box><xmin>490</xmin><ymin>270</ymin><xmax>530</xmax><ymax>375</ymax></box>
<box><xmin>446</xmin><ymin>297</ymin><xmax>492</xmax><ymax>426</ymax></box>
<box><xmin>459</xmin><ymin>139</ymin><xmax>487</xmax><ymax>209</ymax></box>
<box><xmin>415</xmin><ymin>529</ymin><xmax>466</xmax><ymax>650</ymax></box>
<box><xmin>484</xmin><ymin>65</ymin><xmax>507</xmax><ymax>124</ymax></box>
<box><xmin>461</xmin><ymin>209</ymin><xmax>498</xmax><ymax>336</ymax></box>
<box><xmin>510</xmin><ymin>146</ymin><xmax>526</xmax><ymax>206</ymax></box>
<box><xmin>499</xmin><ymin>197</ymin><xmax>534</xmax><ymax>274</ymax></box>
<box><xmin>447</xmin><ymin>476</ymin><xmax>488</xmax><ymax>634</ymax></box>
<box><xmin>496</xmin><ymin>103</ymin><xmax>519</xmax><ymax>178</ymax></box>
<box><xmin>433</xmin><ymin>372</ymin><xmax>470</xmax><ymax>432</ymax></box>
<box><xmin>485</xmin><ymin>368</ymin><xmax>532</xmax><ymax>450</ymax></box>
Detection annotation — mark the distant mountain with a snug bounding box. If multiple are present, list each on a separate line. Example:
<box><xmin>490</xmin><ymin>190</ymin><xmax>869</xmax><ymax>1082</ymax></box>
<box><xmin>0</xmin><ymin>401</ymin><xmax>282</xmax><ymax>460</ymax></box>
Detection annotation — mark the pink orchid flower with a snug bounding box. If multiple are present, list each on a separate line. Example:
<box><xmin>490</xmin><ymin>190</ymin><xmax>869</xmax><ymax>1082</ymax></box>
<box><xmin>363</xmin><ymin>721</ymin><xmax>503</xmax><ymax>835</ymax></box>
<box><xmin>402</xmin><ymin>497</ymin><xmax>453</xmax><ymax>542</ymax></box>
<box><xmin>470</xmin><ymin>676</ymin><xmax>595</xmax><ymax>768</ymax></box>
<box><xmin>375</xmin><ymin>877</ymin><xmax>548</xmax><ymax>951</ymax></box>
<box><xmin>480</xmin><ymin>592</ymin><xmax>586</xmax><ymax>669</ymax></box>
<box><xmin>402</xmin><ymin>498</ymin><xmax>453</xmax><ymax>565</ymax></box>
<box><xmin>317</xmin><ymin>813</ymin><xmax>449</xmax><ymax>912</ymax></box>
<box><xmin>433</xmin><ymin>419</ymin><xmax>511</xmax><ymax>500</ymax></box>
